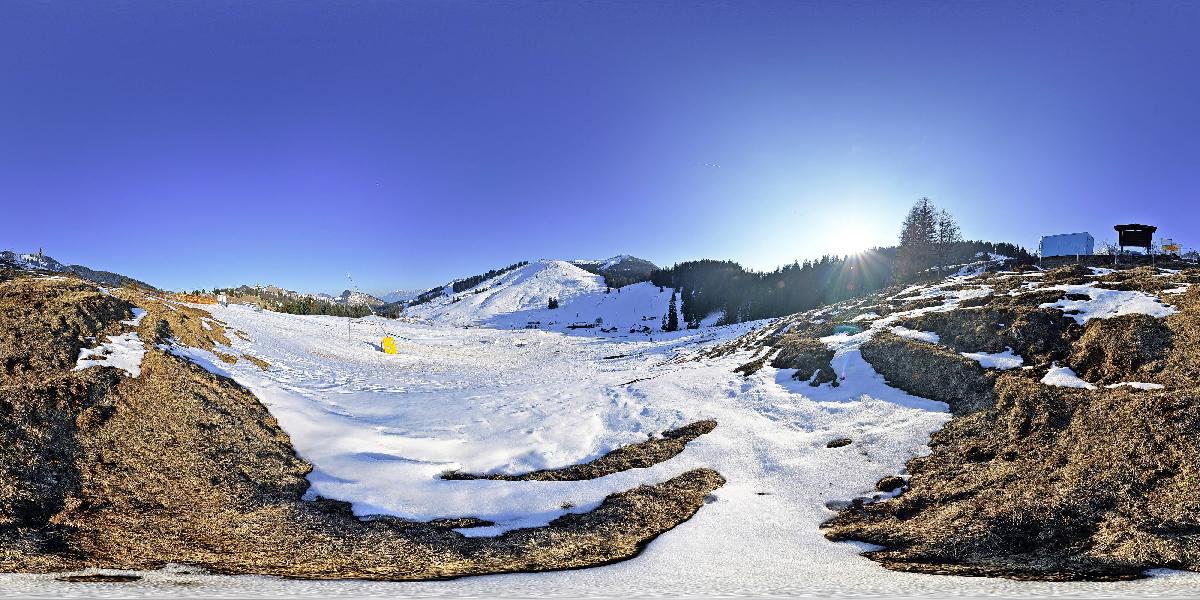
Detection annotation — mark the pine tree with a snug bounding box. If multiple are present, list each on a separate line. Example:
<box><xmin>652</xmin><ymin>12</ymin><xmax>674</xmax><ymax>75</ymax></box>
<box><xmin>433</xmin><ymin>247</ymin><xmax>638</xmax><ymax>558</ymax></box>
<box><xmin>894</xmin><ymin>197</ymin><xmax>939</xmax><ymax>282</ymax></box>
<box><xmin>663</xmin><ymin>291</ymin><xmax>680</xmax><ymax>332</ymax></box>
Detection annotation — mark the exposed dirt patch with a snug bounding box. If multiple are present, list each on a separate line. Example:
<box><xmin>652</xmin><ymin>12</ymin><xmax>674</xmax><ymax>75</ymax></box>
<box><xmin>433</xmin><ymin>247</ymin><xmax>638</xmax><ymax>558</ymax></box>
<box><xmin>1043</xmin><ymin>264</ymin><xmax>1092</xmax><ymax>285</ymax></box>
<box><xmin>442</xmin><ymin>420</ymin><xmax>717</xmax><ymax>481</ymax></box>
<box><xmin>770</xmin><ymin>336</ymin><xmax>838</xmax><ymax>386</ymax></box>
<box><xmin>895</xmin><ymin>297</ymin><xmax>945</xmax><ymax>312</ymax></box>
<box><xmin>242</xmin><ymin>354</ymin><xmax>271</xmax><ymax>370</ymax></box>
<box><xmin>895</xmin><ymin>307</ymin><xmax>1079</xmax><ymax>367</ymax></box>
<box><xmin>860</xmin><ymin>331</ymin><xmax>997</xmax><ymax>415</ymax></box>
<box><xmin>213</xmin><ymin>351</ymin><xmax>238</xmax><ymax>365</ymax></box>
<box><xmin>1067</xmin><ymin>313</ymin><xmax>1171</xmax><ymax>385</ymax></box>
<box><xmin>874</xmin><ymin>476</ymin><xmax>905</xmax><ymax>493</ymax></box>
<box><xmin>823</xmin><ymin>374</ymin><xmax>1200</xmax><ymax>581</ymax></box>
<box><xmin>1160</xmin><ymin>286</ymin><xmax>1200</xmax><ymax>388</ymax></box>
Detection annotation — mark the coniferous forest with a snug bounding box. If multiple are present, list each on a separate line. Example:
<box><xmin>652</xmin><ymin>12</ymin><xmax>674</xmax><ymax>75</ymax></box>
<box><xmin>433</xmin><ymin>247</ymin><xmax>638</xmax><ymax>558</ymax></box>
<box><xmin>647</xmin><ymin>200</ymin><xmax>1034</xmax><ymax>327</ymax></box>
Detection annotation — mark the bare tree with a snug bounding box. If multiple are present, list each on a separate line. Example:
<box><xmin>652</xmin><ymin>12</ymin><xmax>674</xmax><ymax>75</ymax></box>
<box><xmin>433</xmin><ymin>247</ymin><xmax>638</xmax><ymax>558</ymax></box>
<box><xmin>935</xmin><ymin>209</ymin><xmax>963</xmax><ymax>273</ymax></box>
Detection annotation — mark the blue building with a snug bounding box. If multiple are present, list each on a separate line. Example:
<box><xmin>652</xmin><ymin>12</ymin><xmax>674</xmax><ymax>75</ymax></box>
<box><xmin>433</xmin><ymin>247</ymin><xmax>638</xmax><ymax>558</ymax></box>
<box><xmin>1039</xmin><ymin>232</ymin><xmax>1095</xmax><ymax>257</ymax></box>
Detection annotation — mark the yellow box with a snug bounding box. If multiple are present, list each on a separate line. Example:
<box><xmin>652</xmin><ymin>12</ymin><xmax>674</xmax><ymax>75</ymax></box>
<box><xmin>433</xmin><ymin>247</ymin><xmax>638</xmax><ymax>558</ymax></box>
<box><xmin>381</xmin><ymin>336</ymin><xmax>397</xmax><ymax>354</ymax></box>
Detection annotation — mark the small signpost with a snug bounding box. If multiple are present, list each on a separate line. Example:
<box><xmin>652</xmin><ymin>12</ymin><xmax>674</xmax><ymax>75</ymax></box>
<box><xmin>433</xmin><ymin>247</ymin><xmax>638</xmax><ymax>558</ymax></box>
<box><xmin>381</xmin><ymin>336</ymin><xmax>397</xmax><ymax>354</ymax></box>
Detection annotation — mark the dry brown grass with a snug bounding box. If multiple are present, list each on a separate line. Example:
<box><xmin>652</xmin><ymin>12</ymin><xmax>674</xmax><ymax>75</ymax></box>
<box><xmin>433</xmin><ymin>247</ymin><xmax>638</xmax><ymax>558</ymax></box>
<box><xmin>443</xmin><ymin>421</ymin><xmax>717</xmax><ymax>481</ymax></box>
<box><xmin>242</xmin><ymin>354</ymin><xmax>270</xmax><ymax>370</ymax></box>
<box><xmin>822</xmin><ymin>263</ymin><xmax>1200</xmax><ymax>580</ymax></box>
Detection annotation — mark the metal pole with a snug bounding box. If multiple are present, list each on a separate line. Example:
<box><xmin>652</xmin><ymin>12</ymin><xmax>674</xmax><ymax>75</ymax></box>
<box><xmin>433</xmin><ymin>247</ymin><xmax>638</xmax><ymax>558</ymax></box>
<box><xmin>346</xmin><ymin>273</ymin><xmax>354</xmax><ymax>343</ymax></box>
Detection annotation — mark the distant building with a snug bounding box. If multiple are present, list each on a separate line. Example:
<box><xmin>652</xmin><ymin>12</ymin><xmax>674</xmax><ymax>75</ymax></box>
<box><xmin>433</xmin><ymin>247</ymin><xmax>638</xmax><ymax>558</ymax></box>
<box><xmin>1039</xmin><ymin>232</ymin><xmax>1094</xmax><ymax>258</ymax></box>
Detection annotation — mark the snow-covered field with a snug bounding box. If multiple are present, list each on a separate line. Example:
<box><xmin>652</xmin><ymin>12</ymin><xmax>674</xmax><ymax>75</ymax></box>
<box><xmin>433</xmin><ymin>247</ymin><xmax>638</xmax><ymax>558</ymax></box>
<box><xmin>14</xmin><ymin>267</ymin><xmax>1200</xmax><ymax>597</ymax></box>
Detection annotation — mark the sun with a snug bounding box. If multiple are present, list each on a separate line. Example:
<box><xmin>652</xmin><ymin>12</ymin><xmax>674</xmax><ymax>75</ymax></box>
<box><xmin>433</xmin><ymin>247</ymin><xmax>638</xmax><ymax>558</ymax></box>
<box><xmin>826</xmin><ymin>222</ymin><xmax>876</xmax><ymax>257</ymax></box>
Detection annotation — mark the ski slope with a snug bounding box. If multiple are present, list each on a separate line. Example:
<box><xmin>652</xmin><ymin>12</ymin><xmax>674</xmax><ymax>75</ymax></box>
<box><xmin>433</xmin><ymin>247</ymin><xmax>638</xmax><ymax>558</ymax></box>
<box><xmin>404</xmin><ymin>259</ymin><xmax>677</xmax><ymax>331</ymax></box>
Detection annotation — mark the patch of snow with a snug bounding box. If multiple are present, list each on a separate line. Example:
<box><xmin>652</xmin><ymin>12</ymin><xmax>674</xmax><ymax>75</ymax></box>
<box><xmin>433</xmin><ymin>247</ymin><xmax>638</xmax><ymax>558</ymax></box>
<box><xmin>1041</xmin><ymin>363</ymin><xmax>1096</xmax><ymax>390</ymax></box>
<box><xmin>74</xmin><ymin>332</ymin><xmax>145</xmax><ymax>377</ymax></box>
<box><xmin>1040</xmin><ymin>283</ymin><xmax>1177</xmax><ymax>324</ymax></box>
<box><xmin>961</xmin><ymin>348</ymin><xmax>1024</xmax><ymax>370</ymax></box>
<box><xmin>1105</xmin><ymin>381</ymin><xmax>1165</xmax><ymax>390</ymax></box>
<box><xmin>1089</xmin><ymin>267</ymin><xmax>1115</xmax><ymax>276</ymax></box>
<box><xmin>1162</xmin><ymin>285</ymin><xmax>1190</xmax><ymax>295</ymax></box>
<box><xmin>157</xmin><ymin>342</ymin><xmax>233</xmax><ymax>376</ymax></box>
<box><xmin>955</xmin><ymin>264</ymin><xmax>985</xmax><ymax>278</ymax></box>
<box><xmin>889</xmin><ymin>326</ymin><xmax>940</xmax><ymax>344</ymax></box>
<box><xmin>850</xmin><ymin>311</ymin><xmax>880</xmax><ymax>322</ymax></box>
<box><xmin>121</xmin><ymin>307</ymin><xmax>148</xmax><ymax>326</ymax></box>
<box><xmin>1008</xmin><ymin>280</ymin><xmax>1042</xmax><ymax>295</ymax></box>
<box><xmin>974</xmin><ymin>251</ymin><xmax>1011</xmax><ymax>262</ymax></box>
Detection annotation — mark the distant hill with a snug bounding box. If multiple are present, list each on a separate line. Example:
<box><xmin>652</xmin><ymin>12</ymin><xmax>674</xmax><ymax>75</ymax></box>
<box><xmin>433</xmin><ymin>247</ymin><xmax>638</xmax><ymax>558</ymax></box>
<box><xmin>378</xmin><ymin>289</ymin><xmax>422</xmax><ymax>303</ymax></box>
<box><xmin>0</xmin><ymin>249</ymin><xmax>156</xmax><ymax>290</ymax></box>
<box><xmin>401</xmin><ymin>259</ymin><xmax>686</xmax><ymax>333</ymax></box>
<box><xmin>572</xmin><ymin>255</ymin><xmax>659</xmax><ymax>288</ymax></box>
<box><xmin>338</xmin><ymin>289</ymin><xmax>384</xmax><ymax>308</ymax></box>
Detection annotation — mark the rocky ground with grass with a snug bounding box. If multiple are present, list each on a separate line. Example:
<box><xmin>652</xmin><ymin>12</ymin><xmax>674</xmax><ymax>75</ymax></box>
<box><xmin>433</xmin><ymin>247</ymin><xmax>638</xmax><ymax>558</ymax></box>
<box><xmin>0</xmin><ymin>268</ymin><xmax>723</xmax><ymax>579</ymax></box>
<box><xmin>729</xmin><ymin>259</ymin><xmax>1200</xmax><ymax>580</ymax></box>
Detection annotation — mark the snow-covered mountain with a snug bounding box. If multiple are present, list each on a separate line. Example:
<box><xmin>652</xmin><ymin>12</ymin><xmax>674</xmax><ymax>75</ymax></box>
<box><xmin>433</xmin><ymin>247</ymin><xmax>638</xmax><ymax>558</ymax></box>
<box><xmin>403</xmin><ymin>259</ymin><xmax>678</xmax><ymax>333</ymax></box>
<box><xmin>1</xmin><ymin>250</ymin><xmax>65</xmax><ymax>272</ymax></box>
<box><xmin>1</xmin><ymin>249</ymin><xmax>155</xmax><ymax>289</ymax></box>
<box><xmin>338</xmin><ymin>290</ymin><xmax>385</xmax><ymax>308</ymax></box>
<box><xmin>378</xmin><ymin>288</ymin><xmax>422</xmax><ymax>303</ymax></box>
<box><xmin>571</xmin><ymin>255</ymin><xmax>659</xmax><ymax>287</ymax></box>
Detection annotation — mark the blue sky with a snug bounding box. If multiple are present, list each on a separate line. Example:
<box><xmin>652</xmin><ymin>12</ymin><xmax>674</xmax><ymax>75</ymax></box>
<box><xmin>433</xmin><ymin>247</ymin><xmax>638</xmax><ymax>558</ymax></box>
<box><xmin>2</xmin><ymin>1</ymin><xmax>1198</xmax><ymax>293</ymax></box>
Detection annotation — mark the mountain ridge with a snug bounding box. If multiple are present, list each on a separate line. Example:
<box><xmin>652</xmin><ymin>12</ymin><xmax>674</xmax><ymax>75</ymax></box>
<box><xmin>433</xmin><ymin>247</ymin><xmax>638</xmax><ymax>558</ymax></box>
<box><xmin>0</xmin><ymin>249</ymin><xmax>156</xmax><ymax>290</ymax></box>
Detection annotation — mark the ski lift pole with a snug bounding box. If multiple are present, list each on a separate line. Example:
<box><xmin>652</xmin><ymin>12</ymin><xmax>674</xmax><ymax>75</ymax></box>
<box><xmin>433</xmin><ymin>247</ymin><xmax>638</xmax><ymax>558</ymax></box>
<box><xmin>346</xmin><ymin>272</ymin><xmax>355</xmax><ymax>343</ymax></box>
<box><xmin>346</xmin><ymin>271</ymin><xmax>388</xmax><ymax>345</ymax></box>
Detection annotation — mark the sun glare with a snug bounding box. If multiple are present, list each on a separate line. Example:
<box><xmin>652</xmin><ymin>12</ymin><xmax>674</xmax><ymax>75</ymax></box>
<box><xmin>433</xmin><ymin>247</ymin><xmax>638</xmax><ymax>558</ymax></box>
<box><xmin>826</xmin><ymin>222</ymin><xmax>874</xmax><ymax>257</ymax></box>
